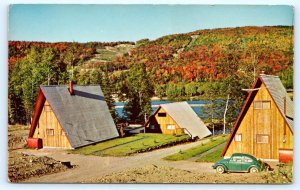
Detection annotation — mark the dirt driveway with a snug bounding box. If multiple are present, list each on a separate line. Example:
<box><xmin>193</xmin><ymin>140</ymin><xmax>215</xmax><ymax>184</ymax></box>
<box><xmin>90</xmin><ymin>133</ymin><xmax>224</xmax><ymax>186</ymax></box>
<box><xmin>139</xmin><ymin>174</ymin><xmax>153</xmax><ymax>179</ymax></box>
<box><xmin>20</xmin><ymin>138</ymin><xmax>270</xmax><ymax>183</ymax></box>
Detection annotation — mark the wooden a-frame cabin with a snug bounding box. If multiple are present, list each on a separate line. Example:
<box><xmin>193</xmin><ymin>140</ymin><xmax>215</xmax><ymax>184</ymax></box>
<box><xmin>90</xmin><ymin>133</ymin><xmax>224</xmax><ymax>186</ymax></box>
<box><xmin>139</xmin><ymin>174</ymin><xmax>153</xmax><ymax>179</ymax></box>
<box><xmin>27</xmin><ymin>82</ymin><xmax>119</xmax><ymax>149</ymax></box>
<box><xmin>145</xmin><ymin>102</ymin><xmax>211</xmax><ymax>139</ymax></box>
<box><xmin>222</xmin><ymin>74</ymin><xmax>294</xmax><ymax>161</ymax></box>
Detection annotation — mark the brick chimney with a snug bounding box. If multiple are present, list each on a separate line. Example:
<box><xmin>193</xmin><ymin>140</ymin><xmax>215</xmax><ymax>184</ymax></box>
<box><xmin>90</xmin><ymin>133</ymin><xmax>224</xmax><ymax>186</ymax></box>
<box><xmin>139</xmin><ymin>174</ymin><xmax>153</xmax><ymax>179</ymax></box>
<box><xmin>68</xmin><ymin>81</ymin><xmax>74</xmax><ymax>95</ymax></box>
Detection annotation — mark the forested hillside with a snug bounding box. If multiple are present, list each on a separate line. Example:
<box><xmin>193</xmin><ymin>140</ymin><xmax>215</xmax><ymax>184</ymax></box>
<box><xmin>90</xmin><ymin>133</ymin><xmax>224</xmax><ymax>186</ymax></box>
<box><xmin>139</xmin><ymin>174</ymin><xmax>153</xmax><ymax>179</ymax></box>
<box><xmin>8</xmin><ymin>26</ymin><xmax>294</xmax><ymax>124</ymax></box>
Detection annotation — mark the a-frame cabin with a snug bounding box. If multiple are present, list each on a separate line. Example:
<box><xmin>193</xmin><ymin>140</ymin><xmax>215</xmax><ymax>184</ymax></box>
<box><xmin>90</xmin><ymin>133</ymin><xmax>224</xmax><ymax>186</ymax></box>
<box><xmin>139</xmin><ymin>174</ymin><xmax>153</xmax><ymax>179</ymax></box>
<box><xmin>222</xmin><ymin>74</ymin><xmax>293</xmax><ymax>161</ymax></box>
<box><xmin>27</xmin><ymin>82</ymin><xmax>119</xmax><ymax>149</ymax></box>
<box><xmin>145</xmin><ymin>102</ymin><xmax>211</xmax><ymax>139</ymax></box>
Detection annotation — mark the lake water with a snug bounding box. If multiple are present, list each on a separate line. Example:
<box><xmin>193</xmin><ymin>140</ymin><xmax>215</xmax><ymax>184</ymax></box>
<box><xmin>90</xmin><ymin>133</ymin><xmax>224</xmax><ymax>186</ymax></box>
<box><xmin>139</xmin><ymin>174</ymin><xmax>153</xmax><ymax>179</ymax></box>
<box><xmin>115</xmin><ymin>100</ymin><xmax>213</xmax><ymax>119</ymax></box>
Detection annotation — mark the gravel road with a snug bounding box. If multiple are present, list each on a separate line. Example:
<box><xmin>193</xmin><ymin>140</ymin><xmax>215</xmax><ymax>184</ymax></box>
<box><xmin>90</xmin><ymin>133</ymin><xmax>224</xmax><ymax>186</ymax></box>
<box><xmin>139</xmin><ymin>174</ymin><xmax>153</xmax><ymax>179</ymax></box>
<box><xmin>22</xmin><ymin>138</ymin><xmax>216</xmax><ymax>183</ymax></box>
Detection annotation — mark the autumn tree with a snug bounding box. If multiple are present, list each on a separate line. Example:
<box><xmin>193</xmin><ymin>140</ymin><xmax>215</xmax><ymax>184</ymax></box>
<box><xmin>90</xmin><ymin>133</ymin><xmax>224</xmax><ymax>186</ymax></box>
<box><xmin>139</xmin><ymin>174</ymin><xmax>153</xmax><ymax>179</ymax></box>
<box><xmin>9</xmin><ymin>47</ymin><xmax>59</xmax><ymax>124</ymax></box>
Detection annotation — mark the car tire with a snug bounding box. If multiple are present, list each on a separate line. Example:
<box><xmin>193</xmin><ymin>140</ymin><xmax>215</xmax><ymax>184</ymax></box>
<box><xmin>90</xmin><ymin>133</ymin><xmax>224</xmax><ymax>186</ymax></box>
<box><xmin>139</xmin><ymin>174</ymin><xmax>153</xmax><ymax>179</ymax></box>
<box><xmin>216</xmin><ymin>165</ymin><xmax>225</xmax><ymax>174</ymax></box>
<box><xmin>249</xmin><ymin>167</ymin><xmax>258</xmax><ymax>173</ymax></box>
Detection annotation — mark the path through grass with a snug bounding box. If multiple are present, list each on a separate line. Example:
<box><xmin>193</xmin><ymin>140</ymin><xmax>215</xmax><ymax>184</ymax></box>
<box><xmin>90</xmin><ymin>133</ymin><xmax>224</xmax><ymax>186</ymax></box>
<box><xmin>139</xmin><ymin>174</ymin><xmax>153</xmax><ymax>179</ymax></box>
<box><xmin>163</xmin><ymin>135</ymin><xmax>228</xmax><ymax>161</ymax></box>
<box><xmin>195</xmin><ymin>143</ymin><xmax>226</xmax><ymax>163</ymax></box>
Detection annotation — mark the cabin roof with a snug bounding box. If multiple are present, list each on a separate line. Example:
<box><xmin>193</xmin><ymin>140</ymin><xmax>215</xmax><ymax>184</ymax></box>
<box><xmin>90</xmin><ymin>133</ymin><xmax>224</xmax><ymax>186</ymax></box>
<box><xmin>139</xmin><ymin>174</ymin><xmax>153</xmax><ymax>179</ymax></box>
<box><xmin>260</xmin><ymin>75</ymin><xmax>294</xmax><ymax>130</ymax></box>
<box><xmin>222</xmin><ymin>74</ymin><xmax>294</xmax><ymax>156</ymax></box>
<box><xmin>159</xmin><ymin>102</ymin><xmax>211</xmax><ymax>139</ymax></box>
<box><xmin>30</xmin><ymin>85</ymin><xmax>119</xmax><ymax>148</ymax></box>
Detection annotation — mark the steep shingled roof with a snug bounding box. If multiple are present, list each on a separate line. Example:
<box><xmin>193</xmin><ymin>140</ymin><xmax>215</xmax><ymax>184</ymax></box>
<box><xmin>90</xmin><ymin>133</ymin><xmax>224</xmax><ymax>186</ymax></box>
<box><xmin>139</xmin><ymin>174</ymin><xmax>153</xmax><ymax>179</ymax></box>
<box><xmin>160</xmin><ymin>102</ymin><xmax>212</xmax><ymax>139</ymax></box>
<box><xmin>30</xmin><ymin>85</ymin><xmax>119</xmax><ymax>148</ymax></box>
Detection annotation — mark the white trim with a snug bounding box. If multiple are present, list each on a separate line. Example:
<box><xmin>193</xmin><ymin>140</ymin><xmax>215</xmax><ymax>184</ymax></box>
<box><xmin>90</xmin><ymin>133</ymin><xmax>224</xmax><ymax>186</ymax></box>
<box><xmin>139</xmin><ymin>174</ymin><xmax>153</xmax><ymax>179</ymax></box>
<box><xmin>259</xmin><ymin>158</ymin><xmax>279</xmax><ymax>162</ymax></box>
<box><xmin>242</xmin><ymin>88</ymin><xmax>260</xmax><ymax>91</ymax></box>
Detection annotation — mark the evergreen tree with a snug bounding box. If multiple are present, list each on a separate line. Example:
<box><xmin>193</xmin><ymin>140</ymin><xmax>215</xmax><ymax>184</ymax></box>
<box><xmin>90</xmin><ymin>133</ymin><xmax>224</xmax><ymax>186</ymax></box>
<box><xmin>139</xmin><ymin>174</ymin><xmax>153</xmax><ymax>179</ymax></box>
<box><xmin>154</xmin><ymin>84</ymin><xmax>166</xmax><ymax>99</ymax></box>
<box><xmin>222</xmin><ymin>75</ymin><xmax>248</xmax><ymax>133</ymax></box>
<box><xmin>185</xmin><ymin>82</ymin><xmax>197</xmax><ymax>97</ymax></box>
<box><xmin>64</xmin><ymin>43</ymin><xmax>81</xmax><ymax>81</ymax></box>
<box><xmin>102</xmin><ymin>65</ymin><xmax>118</xmax><ymax>124</ymax></box>
<box><xmin>123</xmin><ymin>63</ymin><xmax>154</xmax><ymax>123</ymax></box>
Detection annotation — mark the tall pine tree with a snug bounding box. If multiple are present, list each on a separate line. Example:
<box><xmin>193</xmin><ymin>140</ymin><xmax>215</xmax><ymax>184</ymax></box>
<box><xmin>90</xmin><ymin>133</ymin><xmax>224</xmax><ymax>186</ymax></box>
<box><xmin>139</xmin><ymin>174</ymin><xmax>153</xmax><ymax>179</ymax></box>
<box><xmin>123</xmin><ymin>63</ymin><xmax>154</xmax><ymax>123</ymax></box>
<box><xmin>102</xmin><ymin>65</ymin><xmax>118</xmax><ymax>124</ymax></box>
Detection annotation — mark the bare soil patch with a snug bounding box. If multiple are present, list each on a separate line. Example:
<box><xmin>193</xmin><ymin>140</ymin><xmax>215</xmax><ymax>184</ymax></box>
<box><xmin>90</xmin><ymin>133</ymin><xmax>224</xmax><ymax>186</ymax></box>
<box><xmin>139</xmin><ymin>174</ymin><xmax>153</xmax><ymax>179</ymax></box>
<box><xmin>8</xmin><ymin>125</ymin><xmax>74</xmax><ymax>183</ymax></box>
<box><xmin>8</xmin><ymin>125</ymin><xmax>29</xmax><ymax>150</ymax></box>
<box><xmin>8</xmin><ymin>152</ymin><xmax>73</xmax><ymax>183</ymax></box>
<box><xmin>88</xmin><ymin>164</ymin><xmax>266</xmax><ymax>184</ymax></box>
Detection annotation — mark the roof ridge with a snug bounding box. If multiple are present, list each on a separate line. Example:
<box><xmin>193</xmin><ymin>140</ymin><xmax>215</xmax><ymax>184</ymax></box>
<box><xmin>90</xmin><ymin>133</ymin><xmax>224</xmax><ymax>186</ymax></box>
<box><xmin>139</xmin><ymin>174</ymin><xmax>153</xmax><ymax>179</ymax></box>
<box><xmin>160</xmin><ymin>101</ymin><xmax>187</xmax><ymax>106</ymax></box>
<box><xmin>259</xmin><ymin>74</ymin><xmax>279</xmax><ymax>78</ymax></box>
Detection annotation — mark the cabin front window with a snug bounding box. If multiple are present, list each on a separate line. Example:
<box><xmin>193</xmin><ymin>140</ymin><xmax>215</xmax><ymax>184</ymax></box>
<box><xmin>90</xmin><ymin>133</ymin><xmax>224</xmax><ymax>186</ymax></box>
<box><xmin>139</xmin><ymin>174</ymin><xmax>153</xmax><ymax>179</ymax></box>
<box><xmin>234</xmin><ymin>134</ymin><xmax>242</xmax><ymax>142</ymax></box>
<box><xmin>254</xmin><ymin>101</ymin><xmax>271</xmax><ymax>109</ymax></box>
<box><xmin>256</xmin><ymin>134</ymin><xmax>269</xmax><ymax>144</ymax></box>
<box><xmin>46</xmin><ymin>129</ymin><xmax>54</xmax><ymax>136</ymax></box>
<box><xmin>158</xmin><ymin>113</ymin><xmax>167</xmax><ymax>117</ymax></box>
<box><xmin>166</xmin><ymin>125</ymin><xmax>175</xmax><ymax>130</ymax></box>
<box><xmin>150</xmin><ymin>125</ymin><xmax>156</xmax><ymax>129</ymax></box>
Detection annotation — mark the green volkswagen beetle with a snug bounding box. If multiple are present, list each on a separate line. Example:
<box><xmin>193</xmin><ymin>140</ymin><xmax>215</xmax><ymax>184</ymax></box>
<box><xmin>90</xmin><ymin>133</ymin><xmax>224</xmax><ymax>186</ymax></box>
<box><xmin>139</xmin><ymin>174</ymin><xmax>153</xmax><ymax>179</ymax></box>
<box><xmin>212</xmin><ymin>153</ymin><xmax>267</xmax><ymax>174</ymax></box>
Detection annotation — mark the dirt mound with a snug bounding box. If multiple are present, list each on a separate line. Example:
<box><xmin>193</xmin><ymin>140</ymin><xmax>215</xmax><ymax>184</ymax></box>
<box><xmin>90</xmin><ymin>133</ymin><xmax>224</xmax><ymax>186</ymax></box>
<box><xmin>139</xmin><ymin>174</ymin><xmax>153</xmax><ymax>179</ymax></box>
<box><xmin>8</xmin><ymin>133</ymin><xmax>27</xmax><ymax>150</ymax></box>
<box><xmin>89</xmin><ymin>164</ymin><xmax>266</xmax><ymax>183</ymax></box>
<box><xmin>89</xmin><ymin>165</ymin><xmax>192</xmax><ymax>183</ymax></box>
<box><xmin>8</xmin><ymin>152</ymin><xmax>73</xmax><ymax>183</ymax></box>
<box><xmin>8</xmin><ymin>125</ymin><xmax>29</xmax><ymax>150</ymax></box>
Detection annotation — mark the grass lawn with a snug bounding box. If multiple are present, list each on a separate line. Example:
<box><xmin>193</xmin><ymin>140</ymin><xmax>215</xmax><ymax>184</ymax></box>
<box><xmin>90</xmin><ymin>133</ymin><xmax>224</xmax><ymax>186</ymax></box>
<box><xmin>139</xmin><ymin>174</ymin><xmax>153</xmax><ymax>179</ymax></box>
<box><xmin>72</xmin><ymin>133</ymin><xmax>190</xmax><ymax>156</ymax></box>
<box><xmin>163</xmin><ymin>135</ymin><xmax>229</xmax><ymax>161</ymax></box>
<box><xmin>71</xmin><ymin>135</ymin><xmax>145</xmax><ymax>155</ymax></box>
<box><xmin>95</xmin><ymin>48</ymin><xmax>118</xmax><ymax>61</ymax></box>
<box><xmin>195</xmin><ymin>143</ymin><xmax>225</xmax><ymax>163</ymax></box>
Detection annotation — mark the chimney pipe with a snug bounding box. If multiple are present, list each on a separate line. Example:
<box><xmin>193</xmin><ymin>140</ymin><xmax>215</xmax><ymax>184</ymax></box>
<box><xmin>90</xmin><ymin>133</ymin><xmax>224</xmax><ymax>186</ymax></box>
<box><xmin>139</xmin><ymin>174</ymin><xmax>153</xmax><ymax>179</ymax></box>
<box><xmin>68</xmin><ymin>81</ymin><xmax>74</xmax><ymax>95</ymax></box>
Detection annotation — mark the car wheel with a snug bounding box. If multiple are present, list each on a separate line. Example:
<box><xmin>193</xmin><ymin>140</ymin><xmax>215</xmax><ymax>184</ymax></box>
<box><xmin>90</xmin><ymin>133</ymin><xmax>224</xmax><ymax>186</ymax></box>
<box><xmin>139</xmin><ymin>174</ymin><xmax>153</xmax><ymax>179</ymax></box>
<box><xmin>216</xmin><ymin>166</ymin><xmax>225</xmax><ymax>174</ymax></box>
<box><xmin>249</xmin><ymin>167</ymin><xmax>258</xmax><ymax>173</ymax></box>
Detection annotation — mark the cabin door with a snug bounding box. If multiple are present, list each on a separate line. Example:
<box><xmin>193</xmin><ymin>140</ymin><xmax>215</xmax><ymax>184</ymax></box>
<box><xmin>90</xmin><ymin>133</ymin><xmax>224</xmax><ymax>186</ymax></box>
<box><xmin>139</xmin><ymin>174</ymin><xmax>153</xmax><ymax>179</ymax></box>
<box><xmin>44</xmin><ymin>105</ymin><xmax>55</xmax><ymax>147</ymax></box>
<box><xmin>253</xmin><ymin>101</ymin><xmax>272</xmax><ymax>159</ymax></box>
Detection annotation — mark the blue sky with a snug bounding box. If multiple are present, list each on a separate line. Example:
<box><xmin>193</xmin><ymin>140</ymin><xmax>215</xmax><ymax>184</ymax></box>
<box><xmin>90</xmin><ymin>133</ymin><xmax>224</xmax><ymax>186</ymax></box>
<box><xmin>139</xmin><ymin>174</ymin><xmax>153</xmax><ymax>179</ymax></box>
<box><xmin>9</xmin><ymin>4</ymin><xmax>294</xmax><ymax>42</ymax></box>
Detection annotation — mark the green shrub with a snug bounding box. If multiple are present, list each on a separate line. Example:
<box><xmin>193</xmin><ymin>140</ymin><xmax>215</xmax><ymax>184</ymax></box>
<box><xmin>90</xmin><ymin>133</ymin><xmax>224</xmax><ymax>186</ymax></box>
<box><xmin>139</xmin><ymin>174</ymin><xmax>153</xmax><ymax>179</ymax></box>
<box><xmin>263</xmin><ymin>163</ymin><xmax>293</xmax><ymax>184</ymax></box>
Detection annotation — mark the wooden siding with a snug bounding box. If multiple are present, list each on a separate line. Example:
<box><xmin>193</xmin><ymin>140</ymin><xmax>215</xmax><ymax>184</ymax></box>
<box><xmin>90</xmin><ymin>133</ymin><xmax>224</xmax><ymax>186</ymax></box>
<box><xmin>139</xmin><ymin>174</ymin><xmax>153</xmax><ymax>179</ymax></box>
<box><xmin>147</xmin><ymin>107</ymin><xmax>184</xmax><ymax>135</ymax></box>
<box><xmin>33</xmin><ymin>100</ymin><xmax>72</xmax><ymax>149</ymax></box>
<box><xmin>225</xmin><ymin>83</ymin><xmax>293</xmax><ymax>159</ymax></box>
